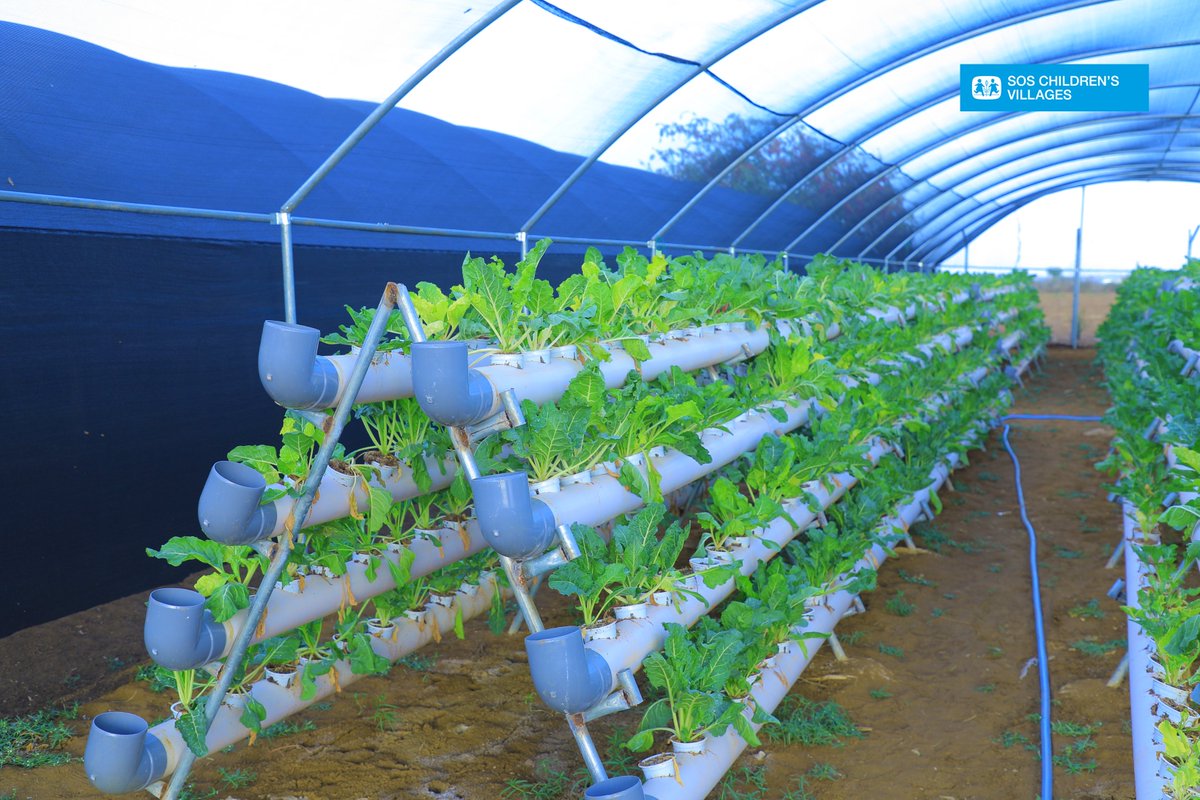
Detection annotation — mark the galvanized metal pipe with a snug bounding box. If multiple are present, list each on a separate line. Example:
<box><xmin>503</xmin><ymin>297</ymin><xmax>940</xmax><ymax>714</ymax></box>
<box><xmin>162</xmin><ymin>283</ymin><xmax>400</xmax><ymax>799</ymax></box>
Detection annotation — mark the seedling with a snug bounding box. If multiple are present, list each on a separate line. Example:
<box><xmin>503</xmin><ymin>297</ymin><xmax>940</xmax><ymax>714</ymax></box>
<box><xmin>0</xmin><ymin>704</ymin><xmax>78</xmax><ymax>768</ymax></box>
<box><xmin>807</xmin><ymin>762</ymin><xmax>842</xmax><ymax>780</ymax></box>
<box><xmin>1068</xmin><ymin>599</ymin><xmax>1105</xmax><ymax>619</ymax></box>
<box><xmin>975</xmin><ymin>683</ymin><xmax>996</xmax><ymax>693</ymax></box>
<box><xmin>763</xmin><ymin>697</ymin><xmax>862</xmax><ymax>746</ymax></box>
<box><xmin>987</xmin><ymin>563</ymin><xmax>1003</xmax><ymax>573</ymax></box>
<box><xmin>885</xmin><ymin>590</ymin><xmax>916</xmax><ymax>617</ymax></box>
<box><xmin>897</xmin><ymin>569</ymin><xmax>936</xmax><ymax>587</ymax></box>
<box><xmin>878</xmin><ymin>643</ymin><xmax>905</xmax><ymax>659</ymax></box>
<box><xmin>218</xmin><ymin>767</ymin><xmax>257</xmax><ymax>789</ymax></box>
<box><xmin>1071</xmin><ymin>638</ymin><xmax>1125</xmax><ymax>657</ymax></box>
<box><xmin>1054</xmin><ymin>546</ymin><xmax>1084</xmax><ymax>559</ymax></box>
<box><xmin>260</xmin><ymin>719</ymin><xmax>317</xmax><ymax>739</ymax></box>
<box><xmin>869</xmin><ymin>688</ymin><xmax>892</xmax><ymax>700</ymax></box>
<box><xmin>986</xmin><ymin>646</ymin><xmax>1004</xmax><ymax>659</ymax></box>
<box><xmin>931</xmin><ymin>607</ymin><xmax>945</xmax><ymax>618</ymax></box>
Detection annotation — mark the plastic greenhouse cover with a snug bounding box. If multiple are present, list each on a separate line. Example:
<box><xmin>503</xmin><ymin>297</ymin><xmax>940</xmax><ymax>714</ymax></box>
<box><xmin>1</xmin><ymin>0</ymin><xmax>1198</xmax><ymax>262</ymax></box>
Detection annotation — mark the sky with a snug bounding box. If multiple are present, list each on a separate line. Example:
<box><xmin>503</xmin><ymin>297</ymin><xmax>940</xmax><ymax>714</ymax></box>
<box><xmin>940</xmin><ymin>181</ymin><xmax>1200</xmax><ymax>274</ymax></box>
<box><xmin>2</xmin><ymin>0</ymin><xmax>1197</xmax><ymax>275</ymax></box>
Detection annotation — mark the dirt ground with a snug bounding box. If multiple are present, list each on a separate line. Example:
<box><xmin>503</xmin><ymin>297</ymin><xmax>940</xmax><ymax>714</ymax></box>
<box><xmin>1037</xmin><ymin>286</ymin><xmax>1117</xmax><ymax>346</ymax></box>
<box><xmin>1</xmin><ymin>348</ymin><xmax>1134</xmax><ymax>800</ymax></box>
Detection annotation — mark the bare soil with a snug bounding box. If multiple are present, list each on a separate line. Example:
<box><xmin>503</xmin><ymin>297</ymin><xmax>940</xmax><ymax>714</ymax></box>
<box><xmin>1038</xmin><ymin>286</ymin><xmax>1117</xmax><ymax>346</ymax></box>
<box><xmin>1</xmin><ymin>348</ymin><xmax>1134</xmax><ymax>800</ymax></box>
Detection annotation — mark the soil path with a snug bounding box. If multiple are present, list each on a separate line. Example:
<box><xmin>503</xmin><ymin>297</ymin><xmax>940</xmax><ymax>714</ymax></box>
<box><xmin>1</xmin><ymin>348</ymin><xmax>1134</xmax><ymax>800</ymax></box>
<box><xmin>767</xmin><ymin>347</ymin><xmax>1134</xmax><ymax>800</ymax></box>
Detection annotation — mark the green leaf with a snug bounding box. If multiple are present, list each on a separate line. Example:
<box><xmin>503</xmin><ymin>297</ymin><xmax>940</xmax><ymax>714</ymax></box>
<box><xmin>239</xmin><ymin>697</ymin><xmax>267</xmax><ymax>734</ymax></box>
<box><xmin>453</xmin><ymin>607</ymin><xmax>466</xmax><ymax>640</ymax></box>
<box><xmin>1164</xmin><ymin>615</ymin><xmax>1200</xmax><ymax>657</ymax></box>
<box><xmin>204</xmin><ymin>581</ymin><xmax>250</xmax><ymax>623</ymax></box>
<box><xmin>175</xmin><ymin>710</ymin><xmax>209</xmax><ymax>757</ymax></box>
<box><xmin>624</xmin><ymin>729</ymin><xmax>656</xmax><ymax>753</ymax></box>
<box><xmin>367</xmin><ymin>487</ymin><xmax>392</xmax><ymax>534</ymax></box>
<box><xmin>146</xmin><ymin>536</ymin><xmax>228</xmax><ymax>570</ymax></box>
<box><xmin>620</xmin><ymin>337</ymin><xmax>652</xmax><ymax>363</ymax></box>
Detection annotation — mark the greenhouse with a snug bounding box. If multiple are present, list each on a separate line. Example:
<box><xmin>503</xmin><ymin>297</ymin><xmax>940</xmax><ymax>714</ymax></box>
<box><xmin>0</xmin><ymin>2</ymin><xmax>1198</xmax><ymax>799</ymax></box>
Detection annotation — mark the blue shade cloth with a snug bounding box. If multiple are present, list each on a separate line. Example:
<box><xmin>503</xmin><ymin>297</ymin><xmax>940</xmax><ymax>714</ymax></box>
<box><xmin>3</xmin><ymin>0</ymin><xmax>1199</xmax><ymax>263</ymax></box>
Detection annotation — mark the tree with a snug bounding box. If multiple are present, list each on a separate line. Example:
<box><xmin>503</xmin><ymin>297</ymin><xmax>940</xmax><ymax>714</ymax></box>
<box><xmin>646</xmin><ymin>113</ymin><xmax>918</xmax><ymax>256</ymax></box>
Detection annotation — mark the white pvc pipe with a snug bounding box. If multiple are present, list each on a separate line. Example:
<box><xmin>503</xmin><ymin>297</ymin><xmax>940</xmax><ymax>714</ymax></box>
<box><xmin>227</xmin><ymin>317</ymin><xmax>999</xmax><ymax>673</ymax></box>
<box><xmin>215</xmin><ymin>521</ymin><xmax>488</xmax><ymax>659</ymax></box>
<box><xmin>536</xmin><ymin>398</ymin><xmax>816</xmax><ymax>530</ymax></box>
<box><xmin>537</xmin><ymin>321</ymin><xmax>984</xmax><ymax>531</ymax></box>
<box><xmin>588</xmin><ymin>449</ymin><xmax>887</xmax><ymax>693</ymax></box>
<box><xmin>1167</xmin><ymin>340</ymin><xmax>1199</xmax><ymax>376</ymax></box>
<box><xmin>323</xmin><ymin>349</ymin><xmax>413</xmax><ymax>406</ymax></box>
<box><xmin>145</xmin><ymin>573</ymin><xmax>503</xmax><ymax>788</ymax></box>
<box><xmin>1122</xmin><ymin>502</ymin><xmax>1170</xmax><ymax>800</ymax></box>
<box><xmin>997</xmin><ymin>329</ymin><xmax>1027</xmax><ymax>353</ymax></box>
<box><xmin>263</xmin><ymin>452</ymin><xmax>458</xmax><ymax>538</ymax></box>
<box><xmin>643</xmin><ymin>465</ymin><xmax>959</xmax><ymax>800</ymax></box>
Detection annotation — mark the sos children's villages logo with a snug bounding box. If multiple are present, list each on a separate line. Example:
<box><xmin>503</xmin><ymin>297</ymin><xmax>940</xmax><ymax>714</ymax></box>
<box><xmin>961</xmin><ymin>64</ymin><xmax>1149</xmax><ymax>111</ymax></box>
<box><xmin>971</xmin><ymin>75</ymin><xmax>1002</xmax><ymax>100</ymax></box>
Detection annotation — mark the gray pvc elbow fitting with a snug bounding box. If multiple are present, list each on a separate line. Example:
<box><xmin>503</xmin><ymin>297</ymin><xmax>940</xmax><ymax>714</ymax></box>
<box><xmin>258</xmin><ymin>320</ymin><xmax>341</xmax><ymax>410</ymax></box>
<box><xmin>586</xmin><ymin>776</ymin><xmax>657</xmax><ymax>800</ymax></box>
<box><xmin>472</xmin><ymin>472</ymin><xmax>556</xmax><ymax>559</ymax></box>
<box><xmin>525</xmin><ymin>626</ymin><xmax>612</xmax><ymax>715</ymax></box>
<box><xmin>144</xmin><ymin>587</ymin><xmax>227</xmax><ymax>670</ymax></box>
<box><xmin>84</xmin><ymin>712</ymin><xmax>168</xmax><ymax>794</ymax></box>
<box><xmin>197</xmin><ymin>461</ymin><xmax>278</xmax><ymax>545</ymax></box>
<box><xmin>411</xmin><ymin>341</ymin><xmax>493</xmax><ymax>427</ymax></box>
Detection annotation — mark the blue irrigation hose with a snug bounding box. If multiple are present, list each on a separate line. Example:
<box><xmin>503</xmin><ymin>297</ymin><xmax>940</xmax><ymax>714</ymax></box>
<box><xmin>999</xmin><ymin>413</ymin><xmax>1102</xmax><ymax>800</ymax></box>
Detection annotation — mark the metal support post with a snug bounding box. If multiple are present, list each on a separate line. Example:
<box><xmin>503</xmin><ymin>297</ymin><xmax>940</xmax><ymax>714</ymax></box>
<box><xmin>276</xmin><ymin>212</ymin><xmax>296</xmax><ymax>324</ymax></box>
<box><xmin>1071</xmin><ymin>187</ymin><xmax>1086</xmax><ymax>348</ymax></box>
<box><xmin>162</xmin><ymin>282</ymin><xmax>400</xmax><ymax>799</ymax></box>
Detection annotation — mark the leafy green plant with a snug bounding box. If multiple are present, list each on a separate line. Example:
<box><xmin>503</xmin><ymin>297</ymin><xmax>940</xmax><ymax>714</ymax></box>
<box><xmin>627</xmin><ymin>623</ymin><xmax>764</xmax><ymax>750</ymax></box>
<box><xmin>0</xmin><ymin>705</ymin><xmax>78</xmax><ymax>768</ymax></box>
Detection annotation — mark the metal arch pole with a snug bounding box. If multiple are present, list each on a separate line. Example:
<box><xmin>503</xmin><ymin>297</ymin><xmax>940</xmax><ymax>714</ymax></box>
<box><xmin>865</xmin><ymin>140</ymin><xmax>1188</xmax><ymax>262</ymax></box>
<box><xmin>886</xmin><ymin>150</ymin><xmax>1198</xmax><ymax>262</ymax></box>
<box><xmin>780</xmin><ymin>101</ymin><xmax>1200</xmax><ymax>256</ymax></box>
<box><xmin>910</xmin><ymin>167</ymin><xmax>1195</xmax><ymax>264</ymax></box>
<box><xmin>648</xmin><ymin>0</ymin><xmax>1119</xmax><ymax>245</ymax></box>
<box><xmin>1071</xmin><ymin>186</ymin><xmax>1086</xmax><ymax>348</ymax></box>
<box><xmin>0</xmin><ymin>190</ymin><xmax>276</xmax><ymax>223</ymax></box>
<box><xmin>273</xmin><ymin>0</ymin><xmax>521</xmax><ymax>320</ymax></box>
<box><xmin>515</xmin><ymin>0</ymin><xmax>825</xmax><ymax>238</ymax></box>
<box><xmin>279</xmin><ymin>0</ymin><xmax>521</xmax><ymax>216</ymax></box>
<box><xmin>824</xmin><ymin>40</ymin><xmax>1200</xmax><ymax>255</ymax></box>
<box><xmin>851</xmin><ymin>117</ymin><xmax>1200</xmax><ymax>261</ymax></box>
<box><xmin>911</xmin><ymin>169</ymin><xmax>1163</xmax><ymax>263</ymax></box>
<box><xmin>915</xmin><ymin>168</ymin><xmax>1200</xmax><ymax>263</ymax></box>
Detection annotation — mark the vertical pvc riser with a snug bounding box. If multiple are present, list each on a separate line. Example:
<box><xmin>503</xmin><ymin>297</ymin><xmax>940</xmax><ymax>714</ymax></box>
<box><xmin>410</xmin><ymin>341</ymin><xmax>493</xmax><ymax>427</ymax></box>
<box><xmin>197</xmin><ymin>461</ymin><xmax>278</xmax><ymax>545</ymax></box>
<box><xmin>84</xmin><ymin>712</ymin><xmax>168</xmax><ymax>794</ymax></box>
<box><xmin>144</xmin><ymin>588</ymin><xmax>227</xmax><ymax>670</ymax></box>
<box><xmin>586</xmin><ymin>776</ymin><xmax>656</xmax><ymax>800</ymax></box>
<box><xmin>257</xmin><ymin>320</ymin><xmax>341</xmax><ymax>410</ymax></box>
<box><xmin>526</xmin><ymin>626</ymin><xmax>612</xmax><ymax>714</ymax></box>
<box><xmin>472</xmin><ymin>472</ymin><xmax>556</xmax><ymax>559</ymax></box>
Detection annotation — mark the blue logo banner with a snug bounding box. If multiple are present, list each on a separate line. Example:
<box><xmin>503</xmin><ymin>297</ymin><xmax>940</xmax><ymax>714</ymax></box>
<box><xmin>960</xmin><ymin>64</ymin><xmax>1149</xmax><ymax>111</ymax></box>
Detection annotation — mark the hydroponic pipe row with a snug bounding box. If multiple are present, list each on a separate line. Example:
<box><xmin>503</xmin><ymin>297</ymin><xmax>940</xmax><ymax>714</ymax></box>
<box><xmin>85</xmin><ymin>571</ymin><xmax>503</xmax><ymax>794</ymax></box>
<box><xmin>203</xmin><ymin>292</ymin><xmax>974</xmax><ymax>547</ymax></box>
<box><xmin>1094</xmin><ymin>263</ymin><xmax>1199</xmax><ymax>799</ymax></box>
<box><xmin>475</xmin><ymin>320</ymin><xmax>985</xmax><ymax>565</ymax></box>
<box><xmin>1120</xmin><ymin>502</ymin><xmax>1171</xmax><ymax>800</ymax></box>
<box><xmin>169</xmin><ymin>313</ymin><xmax>997</xmax><ymax>672</ymax></box>
<box><xmin>519</xmin><ymin>313</ymin><xmax>1025</xmax><ymax>782</ymax></box>
<box><xmin>640</xmin><ymin>438</ymin><xmax>984</xmax><ymax>800</ymax></box>
<box><xmin>559</xmin><ymin>371</ymin><xmax>987</xmax><ymax>705</ymax></box>
<box><xmin>256</xmin><ymin>284</ymin><xmax>998</xmax><ymax>414</ymax></box>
